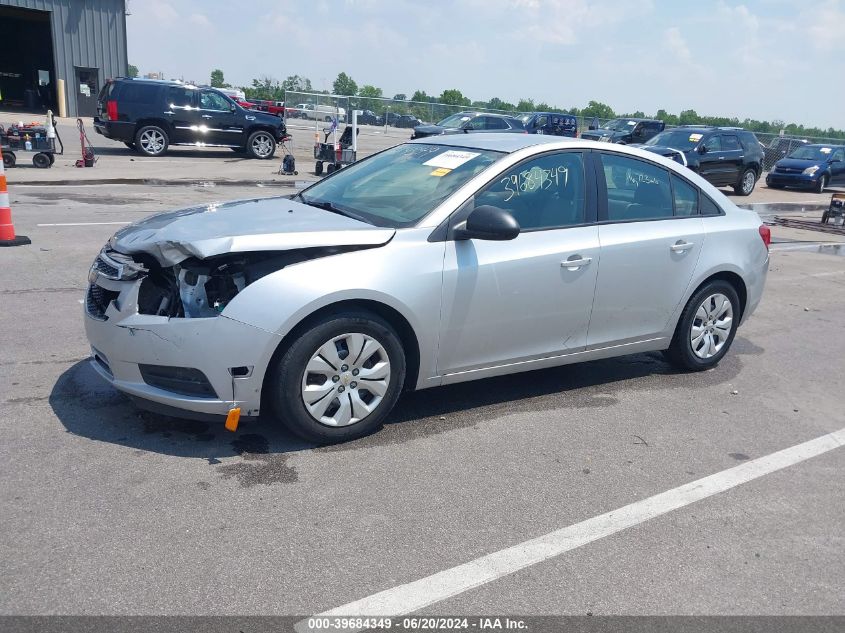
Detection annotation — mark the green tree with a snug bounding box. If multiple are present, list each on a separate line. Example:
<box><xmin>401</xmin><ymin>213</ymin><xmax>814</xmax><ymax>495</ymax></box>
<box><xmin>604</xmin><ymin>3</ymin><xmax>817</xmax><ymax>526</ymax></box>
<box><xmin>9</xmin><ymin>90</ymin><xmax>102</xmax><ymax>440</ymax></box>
<box><xmin>410</xmin><ymin>90</ymin><xmax>428</xmax><ymax>103</ymax></box>
<box><xmin>281</xmin><ymin>75</ymin><xmax>312</xmax><ymax>93</ymax></box>
<box><xmin>516</xmin><ymin>98</ymin><xmax>535</xmax><ymax>112</ymax></box>
<box><xmin>678</xmin><ymin>109</ymin><xmax>700</xmax><ymax>125</ymax></box>
<box><xmin>581</xmin><ymin>100</ymin><xmax>615</xmax><ymax>119</ymax></box>
<box><xmin>358</xmin><ymin>85</ymin><xmax>383</xmax><ymax>98</ymax></box>
<box><xmin>244</xmin><ymin>75</ymin><xmax>283</xmax><ymax>101</ymax></box>
<box><xmin>439</xmin><ymin>89</ymin><xmax>469</xmax><ymax>106</ymax></box>
<box><xmin>127</xmin><ymin>64</ymin><xmax>139</xmax><ymax>78</ymax></box>
<box><xmin>487</xmin><ymin>97</ymin><xmax>515</xmax><ymax>111</ymax></box>
<box><xmin>392</xmin><ymin>93</ymin><xmax>407</xmax><ymax>101</ymax></box>
<box><xmin>210</xmin><ymin>69</ymin><xmax>229</xmax><ymax>88</ymax></box>
<box><xmin>333</xmin><ymin>72</ymin><xmax>358</xmax><ymax>96</ymax></box>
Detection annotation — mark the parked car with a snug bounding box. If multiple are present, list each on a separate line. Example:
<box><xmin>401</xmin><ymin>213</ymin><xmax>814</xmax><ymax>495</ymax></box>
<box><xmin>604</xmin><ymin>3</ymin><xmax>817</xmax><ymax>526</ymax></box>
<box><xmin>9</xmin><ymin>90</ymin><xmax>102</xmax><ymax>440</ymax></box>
<box><xmin>395</xmin><ymin>114</ymin><xmax>422</xmax><ymax>128</ymax></box>
<box><xmin>411</xmin><ymin>112</ymin><xmax>525</xmax><ymax>139</ymax></box>
<box><xmin>84</xmin><ymin>134</ymin><xmax>768</xmax><ymax>443</ymax></box>
<box><xmin>766</xmin><ymin>144</ymin><xmax>845</xmax><ymax>193</ymax></box>
<box><xmin>356</xmin><ymin>109</ymin><xmax>383</xmax><ymax>126</ymax></box>
<box><xmin>762</xmin><ymin>137</ymin><xmax>808</xmax><ymax>171</ymax></box>
<box><xmin>638</xmin><ymin>126</ymin><xmax>765</xmax><ymax>196</ymax></box>
<box><xmin>247</xmin><ymin>99</ymin><xmax>286</xmax><ymax>117</ymax></box>
<box><xmin>295</xmin><ymin>102</ymin><xmax>346</xmax><ymax>122</ymax></box>
<box><xmin>520</xmin><ymin>112</ymin><xmax>577</xmax><ymax>137</ymax></box>
<box><xmin>94</xmin><ymin>78</ymin><xmax>287</xmax><ymax>159</ymax></box>
<box><xmin>580</xmin><ymin>118</ymin><xmax>665</xmax><ymax>144</ymax></box>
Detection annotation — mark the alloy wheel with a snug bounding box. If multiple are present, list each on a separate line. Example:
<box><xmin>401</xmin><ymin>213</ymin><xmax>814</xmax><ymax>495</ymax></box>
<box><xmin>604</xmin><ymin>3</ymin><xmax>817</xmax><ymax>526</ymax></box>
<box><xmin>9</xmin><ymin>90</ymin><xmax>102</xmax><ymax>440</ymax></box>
<box><xmin>741</xmin><ymin>171</ymin><xmax>755</xmax><ymax>194</ymax></box>
<box><xmin>301</xmin><ymin>332</ymin><xmax>391</xmax><ymax>427</ymax></box>
<box><xmin>251</xmin><ymin>133</ymin><xmax>274</xmax><ymax>158</ymax></box>
<box><xmin>139</xmin><ymin>129</ymin><xmax>165</xmax><ymax>154</ymax></box>
<box><xmin>690</xmin><ymin>293</ymin><xmax>733</xmax><ymax>359</ymax></box>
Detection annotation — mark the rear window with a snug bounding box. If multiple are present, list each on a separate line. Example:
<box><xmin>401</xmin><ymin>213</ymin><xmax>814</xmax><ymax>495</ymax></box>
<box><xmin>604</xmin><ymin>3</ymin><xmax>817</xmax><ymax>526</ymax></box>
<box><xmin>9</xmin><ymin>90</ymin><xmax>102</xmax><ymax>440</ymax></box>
<box><xmin>722</xmin><ymin>135</ymin><xmax>740</xmax><ymax>151</ymax></box>
<box><xmin>119</xmin><ymin>83</ymin><xmax>159</xmax><ymax>105</ymax></box>
<box><xmin>97</xmin><ymin>81</ymin><xmax>115</xmax><ymax>101</ymax></box>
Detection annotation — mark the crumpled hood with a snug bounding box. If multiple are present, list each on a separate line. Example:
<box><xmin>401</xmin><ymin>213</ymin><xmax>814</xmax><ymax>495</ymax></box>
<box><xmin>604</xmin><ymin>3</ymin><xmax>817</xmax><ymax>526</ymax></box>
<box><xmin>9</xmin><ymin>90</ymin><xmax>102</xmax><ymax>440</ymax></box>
<box><xmin>109</xmin><ymin>196</ymin><xmax>395</xmax><ymax>266</ymax></box>
<box><xmin>412</xmin><ymin>124</ymin><xmax>449</xmax><ymax>138</ymax></box>
<box><xmin>581</xmin><ymin>129</ymin><xmax>626</xmax><ymax>141</ymax></box>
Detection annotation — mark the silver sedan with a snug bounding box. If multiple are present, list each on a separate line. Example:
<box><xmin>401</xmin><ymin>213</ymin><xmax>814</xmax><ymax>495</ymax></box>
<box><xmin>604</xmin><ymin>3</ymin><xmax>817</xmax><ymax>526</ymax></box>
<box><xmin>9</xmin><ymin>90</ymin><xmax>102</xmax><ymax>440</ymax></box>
<box><xmin>84</xmin><ymin>134</ymin><xmax>769</xmax><ymax>443</ymax></box>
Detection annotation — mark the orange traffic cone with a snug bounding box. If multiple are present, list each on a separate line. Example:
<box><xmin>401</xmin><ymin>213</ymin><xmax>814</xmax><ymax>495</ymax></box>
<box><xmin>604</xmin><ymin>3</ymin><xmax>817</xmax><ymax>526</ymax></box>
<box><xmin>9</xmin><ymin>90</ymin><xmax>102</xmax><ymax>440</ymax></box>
<box><xmin>0</xmin><ymin>158</ymin><xmax>30</xmax><ymax>246</ymax></box>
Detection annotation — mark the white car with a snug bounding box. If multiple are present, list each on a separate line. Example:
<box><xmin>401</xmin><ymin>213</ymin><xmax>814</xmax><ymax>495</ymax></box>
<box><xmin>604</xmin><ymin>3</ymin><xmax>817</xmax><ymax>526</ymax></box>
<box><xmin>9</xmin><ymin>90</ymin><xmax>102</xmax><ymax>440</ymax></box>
<box><xmin>295</xmin><ymin>103</ymin><xmax>346</xmax><ymax>122</ymax></box>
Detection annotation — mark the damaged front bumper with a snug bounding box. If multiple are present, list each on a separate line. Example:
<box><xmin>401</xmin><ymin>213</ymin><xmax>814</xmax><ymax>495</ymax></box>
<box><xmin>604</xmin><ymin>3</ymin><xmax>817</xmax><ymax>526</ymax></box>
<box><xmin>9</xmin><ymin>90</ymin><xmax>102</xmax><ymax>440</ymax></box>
<box><xmin>84</xmin><ymin>270</ymin><xmax>280</xmax><ymax>419</ymax></box>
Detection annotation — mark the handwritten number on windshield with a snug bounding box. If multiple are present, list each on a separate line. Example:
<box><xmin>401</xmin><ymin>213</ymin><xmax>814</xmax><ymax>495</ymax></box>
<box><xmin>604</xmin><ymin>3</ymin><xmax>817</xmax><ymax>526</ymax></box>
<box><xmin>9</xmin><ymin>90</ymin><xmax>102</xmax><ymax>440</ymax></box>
<box><xmin>502</xmin><ymin>165</ymin><xmax>569</xmax><ymax>202</ymax></box>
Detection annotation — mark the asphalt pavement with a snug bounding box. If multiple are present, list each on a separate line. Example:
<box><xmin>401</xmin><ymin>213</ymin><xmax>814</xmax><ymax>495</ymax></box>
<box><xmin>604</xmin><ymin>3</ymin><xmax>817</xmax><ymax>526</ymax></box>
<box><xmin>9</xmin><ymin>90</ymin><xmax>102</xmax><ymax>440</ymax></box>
<box><xmin>0</xmin><ymin>177</ymin><xmax>844</xmax><ymax>621</ymax></box>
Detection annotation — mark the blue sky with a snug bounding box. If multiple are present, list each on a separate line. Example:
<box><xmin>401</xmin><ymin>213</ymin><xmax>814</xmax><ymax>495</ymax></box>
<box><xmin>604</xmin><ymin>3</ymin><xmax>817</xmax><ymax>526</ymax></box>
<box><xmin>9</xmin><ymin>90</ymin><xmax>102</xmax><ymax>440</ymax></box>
<box><xmin>127</xmin><ymin>0</ymin><xmax>845</xmax><ymax>129</ymax></box>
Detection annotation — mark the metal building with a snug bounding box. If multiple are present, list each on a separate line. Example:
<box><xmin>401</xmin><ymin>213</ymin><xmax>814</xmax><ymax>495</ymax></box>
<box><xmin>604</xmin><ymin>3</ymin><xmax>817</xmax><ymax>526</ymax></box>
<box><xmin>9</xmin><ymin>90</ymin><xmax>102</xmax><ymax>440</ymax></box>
<box><xmin>0</xmin><ymin>0</ymin><xmax>127</xmax><ymax>117</ymax></box>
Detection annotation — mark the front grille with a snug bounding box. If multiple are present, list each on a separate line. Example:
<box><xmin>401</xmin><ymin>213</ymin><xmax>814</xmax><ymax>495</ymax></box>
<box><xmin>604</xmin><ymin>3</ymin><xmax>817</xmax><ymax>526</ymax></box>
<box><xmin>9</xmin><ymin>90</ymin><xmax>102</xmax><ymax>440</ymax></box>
<box><xmin>86</xmin><ymin>284</ymin><xmax>119</xmax><ymax>320</ymax></box>
<box><xmin>138</xmin><ymin>364</ymin><xmax>218</xmax><ymax>398</ymax></box>
<box><xmin>93</xmin><ymin>256</ymin><xmax>120</xmax><ymax>278</ymax></box>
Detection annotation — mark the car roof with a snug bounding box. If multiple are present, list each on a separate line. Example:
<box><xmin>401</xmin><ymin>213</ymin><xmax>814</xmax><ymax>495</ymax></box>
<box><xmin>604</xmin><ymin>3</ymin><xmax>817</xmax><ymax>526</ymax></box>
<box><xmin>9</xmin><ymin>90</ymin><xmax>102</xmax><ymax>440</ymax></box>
<box><xmin>115</xmin><ymin>77</ymin><xmax>186</xmax><ymax>87</ymax></box>
<box><xmin>804</xmin><ymin>143</ymin><xmax>845</xmax><ymax>148</ymax></box>
<box><xmin>409</xmin><ymin>133</ymin><xmax>571</xmax><ymax>152</ymax></box>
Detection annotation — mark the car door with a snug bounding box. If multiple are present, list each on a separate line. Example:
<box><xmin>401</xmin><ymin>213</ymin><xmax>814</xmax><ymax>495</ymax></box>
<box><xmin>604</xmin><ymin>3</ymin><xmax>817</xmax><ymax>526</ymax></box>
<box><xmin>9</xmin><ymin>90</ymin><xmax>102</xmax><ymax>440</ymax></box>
<box><xmin>696</xmin><ymin>134</ymin><xmax>727</xmax><ymax>184</ymax></box>
<box><xmin>438</xmin><ymin>150</ymin><xmax>599</xmax><ymax>375</ymax></box>
<box><xmin>163</xmin><ymin>85</ymin><xmax>198</xmax><ymax>144</ymax></box>
<box><xmin>720</xmin><ymin>134</ymin><xmax>743</xmax><ymax>182</ymax></box>
<box><xmin>196</xmin><ymin>90</ymin><xmax>243</xmax><ymax>146</ymax></box>
<box><xmin>829</xmin><ymin>148</ymin><xmax>845</xmax><ymax>185</ymax></box>
<box><xmin>587</xmin><ymin>152</ymin><xmax>705</xmax><ymax>348</ymax></box>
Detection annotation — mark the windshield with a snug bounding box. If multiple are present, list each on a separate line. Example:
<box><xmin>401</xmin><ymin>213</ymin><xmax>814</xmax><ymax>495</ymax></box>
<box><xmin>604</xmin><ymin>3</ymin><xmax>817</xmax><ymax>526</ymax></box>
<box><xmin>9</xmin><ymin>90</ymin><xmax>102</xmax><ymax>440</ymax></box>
<box><xmin>298</xmin><ymin>144</ymin><xmax>504</xmax><ymax>228</ymax></box>
<box><xmin>644</xmin><ymin>129</ymin><xmax>704</xmax><ymax>150</ymax></box>
<box><xmin>601</xmin><ymin>119</ymin><xmax>638</xmax><ymax>132</ymax></box>
<box><xmin>788</xmin><ymin>145</ymin><xmax>838</xmax><ymax>161</ymax></box>
<box><xmin>436</xmin><ymin>113</ymin><xmax>473</xmax><ymax>129</ymax></box>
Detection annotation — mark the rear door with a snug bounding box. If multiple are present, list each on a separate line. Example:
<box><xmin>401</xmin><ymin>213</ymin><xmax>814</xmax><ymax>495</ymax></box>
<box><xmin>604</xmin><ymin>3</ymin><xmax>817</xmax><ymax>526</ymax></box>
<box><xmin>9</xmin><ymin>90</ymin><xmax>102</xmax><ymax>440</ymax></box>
<box><xmin>587</xmin><ymin>152</ymin><xmax>704</xmax><ymax>348</ymax></box>
<box><xmin>164</xmin><ymin>86</ymin><xmax>198</xmax><ymax>143</ymax></box>
<box><xmin>720</xmin><ymin>134</ymin><xmax>743</xmax><ymax>182</ymax></box>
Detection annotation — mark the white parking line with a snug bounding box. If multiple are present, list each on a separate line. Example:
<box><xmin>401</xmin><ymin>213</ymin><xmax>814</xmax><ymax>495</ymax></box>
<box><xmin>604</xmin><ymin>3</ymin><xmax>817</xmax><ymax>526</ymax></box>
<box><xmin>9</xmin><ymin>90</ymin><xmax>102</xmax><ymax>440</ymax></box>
<box><xmin>37</xmin><ymin>221</ymin><xmax>131</xmax><ymax>227</ymax></box>
<box><xmin>308</xmin><ymin>427</ymin><xmax>845</xmax><ymax>621</ymax></box>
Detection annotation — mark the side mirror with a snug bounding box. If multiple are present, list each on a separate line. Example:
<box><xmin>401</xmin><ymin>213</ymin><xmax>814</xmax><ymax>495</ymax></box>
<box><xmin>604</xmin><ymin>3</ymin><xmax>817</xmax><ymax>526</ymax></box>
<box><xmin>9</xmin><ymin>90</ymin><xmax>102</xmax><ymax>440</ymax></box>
<box><xmin>454</xmin><ymin>205</ymin><xmax>520</xmax><ymax>241</ymax></box>
<box><xmin>588</xmin><ymin>124</ymin><xmax>597</xmax><ymax>131</ymax></box>
<box><xmin>230</xmin><ymin>103</ymin><xmax>236</xmax><ymax>112</ymax></box>
<box><xmin>698</xmin><ymin>145</ymin><xmax>708</xmax><ymax>154</ymax></box>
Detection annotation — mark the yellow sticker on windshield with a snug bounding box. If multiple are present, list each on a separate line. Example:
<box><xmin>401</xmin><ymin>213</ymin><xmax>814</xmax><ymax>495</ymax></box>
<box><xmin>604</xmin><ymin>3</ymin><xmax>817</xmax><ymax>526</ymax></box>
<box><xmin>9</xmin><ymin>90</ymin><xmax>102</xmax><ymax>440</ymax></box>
<box><xmin>430</xmin><ymin>167</ymin><xmax>452</xmax><ymax>177</ymax></box>
<box><xmin>689</xmin><ymin>133</ymin><xmax>703</xmax><ymax>142</ymax></box>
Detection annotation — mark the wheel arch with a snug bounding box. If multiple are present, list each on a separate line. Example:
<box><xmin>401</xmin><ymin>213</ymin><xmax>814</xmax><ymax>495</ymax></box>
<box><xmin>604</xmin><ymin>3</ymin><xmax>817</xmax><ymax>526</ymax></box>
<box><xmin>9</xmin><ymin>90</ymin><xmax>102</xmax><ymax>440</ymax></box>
<box><xmin>260</xmin><ymin>298</ymin><xmax>422</xmax><ymax>412</ymax></box>
<box><xmin>688</xmin><ymin>270</ymin><xmax>748</xmax><ymax>321</ymax></box>
<box><xmin>134</xmin><ymin>118</ymin><xmax>171</xmax><ymax>136</ymax></box>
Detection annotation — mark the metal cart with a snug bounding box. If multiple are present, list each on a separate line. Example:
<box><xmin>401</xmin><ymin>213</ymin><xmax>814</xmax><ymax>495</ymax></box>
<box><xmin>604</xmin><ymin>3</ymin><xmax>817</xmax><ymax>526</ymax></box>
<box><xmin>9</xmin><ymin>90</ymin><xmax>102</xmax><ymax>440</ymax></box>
<box><xmin>1</xmin><ymin>118</ymin><xmax>63</xmax><ymax>169</ymax></box>
<box><xmin>314</xmin><ymin>125</ymin><xmax>358</xmax><ymax>176</ymax></box>
<box><xmin>822</xmin><ymin>193</ymin><xmax>845</xmax><ymax>226</ymax></box>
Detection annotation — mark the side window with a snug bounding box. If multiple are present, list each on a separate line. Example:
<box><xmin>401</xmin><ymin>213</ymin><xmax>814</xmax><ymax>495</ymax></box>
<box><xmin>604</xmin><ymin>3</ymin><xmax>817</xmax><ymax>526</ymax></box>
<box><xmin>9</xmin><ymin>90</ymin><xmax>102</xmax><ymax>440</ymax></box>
<box><xmin>700</xmin><ymin>194</ymin><xmax>722</xmax><ymax>216</ymax></box>
<box><xmin>485</xmin><ymin>117</ymin><xmax>508</xmax><ymax>130</ymax></box>
<box><xmin>473</xmin><ymin>152</ymin><xmax>586</xmax><ymax>230</ymax></box>
<box><xmin>703</xmin><ymin>135</ymin><xmax>722</xmax><ymax>152</ymax></box>
<box><xmin>119</xmin><ymin>84</ymin><xmax>156</xmax><ymax>104</ymax></box>
<box><xmin>599</xmin><ymin>153</ymin><xmax>673</xmax><ymax>222</ymax></box>
<box><xmin>831</xmin><ymin>148</ymin><xmax>845</xmax><ymax>162</ymax></box>
<box><xmin>200</xmin><ymin>91</ymin><xmax>231</xmax><ymax>111</ymax></box>
<box><xmin>722</xmin><ymin>135</ymin><xmax>740</xmax><ymax>151</ymax></box>
<box><xmin>537</xmin><ymin>115</ymin><xmax>549</xmax><ymax>128</ymax></box>
<box><xmin>466</xmin><ymin>117</ymin><xmax>486</xmax><ymax>131</ymax></box>
<box><xmin>671</xmin><ymin>174</ymin><xmax>699</xmax><ymax>216</ymax></box>
<box><xmin>167</xmin><ymin>87</ymin><xmax>194</xmax><ymax>108</ymax></box>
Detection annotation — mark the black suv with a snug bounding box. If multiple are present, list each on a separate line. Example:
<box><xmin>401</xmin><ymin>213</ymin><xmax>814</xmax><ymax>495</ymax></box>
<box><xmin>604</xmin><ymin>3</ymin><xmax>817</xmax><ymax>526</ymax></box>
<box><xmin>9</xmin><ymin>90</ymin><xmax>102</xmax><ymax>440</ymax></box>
<box><xmin>580</xmin><ymin>118</ymin><xmax>665</xmax><ymax>144</ymax></box>
<box><xmin>519</xmin><ymin>112</ymin><xmax>577</xmax><ymax>137</ymax></box>
<box><xmin>638</xmin><ymin>126</ymin><xmax>764</xmax><ymax>196</ymax></box>
<box><xmin>94</xmin><ymin>78</ymin><xmax>287</xmax><ymax>159</ymax></box>
<box><xmin>411</xmin><ymin>112</ymin><xmax>525</xmax><ymax>139</ymax></box>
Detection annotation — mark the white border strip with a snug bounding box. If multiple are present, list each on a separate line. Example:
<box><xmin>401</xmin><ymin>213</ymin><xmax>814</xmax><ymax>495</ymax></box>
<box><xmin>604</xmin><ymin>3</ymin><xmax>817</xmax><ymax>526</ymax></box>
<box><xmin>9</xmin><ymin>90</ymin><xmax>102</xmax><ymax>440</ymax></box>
<box><xmin>308</xmin><ymin>427</ymin><xmax>845</xmax><ymax>622</ymax></box>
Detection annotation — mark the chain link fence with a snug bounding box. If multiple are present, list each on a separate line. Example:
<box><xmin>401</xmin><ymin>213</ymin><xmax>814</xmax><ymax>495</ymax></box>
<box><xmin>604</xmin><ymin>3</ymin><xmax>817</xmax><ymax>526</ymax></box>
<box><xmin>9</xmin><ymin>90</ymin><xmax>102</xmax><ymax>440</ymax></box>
<box><xmin>278</xmin><ymin>91</ymin><xmax>842</xmax><ymax>172</ymax></box>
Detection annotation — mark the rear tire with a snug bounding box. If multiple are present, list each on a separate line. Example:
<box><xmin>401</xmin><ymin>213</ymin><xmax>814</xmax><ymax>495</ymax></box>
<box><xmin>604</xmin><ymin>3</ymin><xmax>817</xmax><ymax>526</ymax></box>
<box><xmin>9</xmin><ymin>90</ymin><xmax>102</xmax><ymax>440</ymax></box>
<box><xmin>32</xmin><ymin>153</ymin><xmax>51</xmax><ymax>168</ymax></box>
<box><xmin>267</xmin><ymin>311</ymin><xmax>406</xmax><ymax>444</ymax></box>
<box><xmin>734</xmin><ymin>168</ymin><xmax>757</xmax><ymax>196</ymax></box>
<box><xmin>3</xmin><ymin>151</ymin><xmax>16</xmax><ymax>168</ymax></box>
<box><xmin>135</xmin><ymin>125</ymin><xmax>169</xmax><ymax>157</ymax></box>
<box><xmin>665</xmin><ymin>281</ymin><xmax>740</xmax><ymax>371</ymax></box>
<box><xmin>315</xmin><ymin>161</ymin><xmax>323</xmax><ymax>176</ymax></box>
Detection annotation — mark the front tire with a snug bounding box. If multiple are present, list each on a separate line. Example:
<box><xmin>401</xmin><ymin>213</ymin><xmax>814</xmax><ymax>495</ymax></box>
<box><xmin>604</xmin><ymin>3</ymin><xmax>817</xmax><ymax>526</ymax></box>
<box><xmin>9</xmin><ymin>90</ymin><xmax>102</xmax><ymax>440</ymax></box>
<box><xmin>135</xmin><ymin>125</ymin><xmax>169</xmax><ymax>157</ymax></box>
<box><xmin>815</xmin><ymin>175</ymin><xmax>828</xmax><ymax>194</ymax></box>
<box><xmin>247</xmin><ymin>130</ymin><xmax>276</xmax><ymax>159</ymax></box>
<box><xmin>665</xmin><ymin>281</ymin><xmax>740</xmax><ymax>371</ymax></box>
<box><xmin>734</xmin><ymin>168</ymin><xmax>757</xmax><ymax>196</ymax></box>
<box><xmin>268</xmin><ymin>312</ymin><xmax>406</xmax><ymax>444</ymax></box>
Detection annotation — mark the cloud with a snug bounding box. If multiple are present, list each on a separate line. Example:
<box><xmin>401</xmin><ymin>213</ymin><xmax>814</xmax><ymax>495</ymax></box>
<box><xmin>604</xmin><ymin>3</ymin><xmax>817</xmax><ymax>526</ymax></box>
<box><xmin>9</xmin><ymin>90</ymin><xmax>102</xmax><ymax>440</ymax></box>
<box><xmin>187</xmin><ymin>13</ymin><xmax>214</xmax><ymax>31</ymax></box>
<box><xmin>664</xmin><ymin>27</ymin><xmax>691</xmax><ymax>64</ymax></box>
<box><xmin>805</xmin><ymin>0</ymin><xmax>845</xmax><ymax>51</ymax></box>
<box><xmin>149</xmin><ymin>0</ymin><xmax>178</xmax><ymax>22</ymax></box>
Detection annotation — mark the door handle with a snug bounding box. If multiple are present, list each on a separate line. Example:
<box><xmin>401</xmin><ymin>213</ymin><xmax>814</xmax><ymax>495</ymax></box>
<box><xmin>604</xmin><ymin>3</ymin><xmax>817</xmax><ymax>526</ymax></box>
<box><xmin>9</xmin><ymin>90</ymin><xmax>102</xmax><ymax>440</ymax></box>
<box><xmin>561</xmin><ymin>256</ymin><xmax>592</xmax><ymax>270</ymax></box>
<box><xmin>202</xmin><ymin>114</ymin><xmax>213</xmax><ymax>119</ymax></box>
<box><xmin>718</xmin><ymin>156</ymin><xmax>726</xmax><ymax>160</ymax></box>
<box><xmin>163</xmin><ymin>111</ymin><xmax>174</xmax><ymax>116</ymax></box>
<box><xmin>670</xmin><ymin>241</ymin><xmax>695</xmax><ymax>252</ymax></box>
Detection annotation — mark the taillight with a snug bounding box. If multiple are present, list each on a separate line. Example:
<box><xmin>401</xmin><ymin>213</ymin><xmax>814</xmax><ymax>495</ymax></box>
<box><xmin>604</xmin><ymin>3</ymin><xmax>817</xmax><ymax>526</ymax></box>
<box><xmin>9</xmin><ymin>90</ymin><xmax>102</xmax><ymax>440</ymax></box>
<box><xmin>106</xmin><ymin>100</ymin><xmax>118</xmax><ymax>121</ymax></box>
<box><xmin>758</xmin><ymin>224</ymin><xmax>771</xmax><ymax>251</ymax></box>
